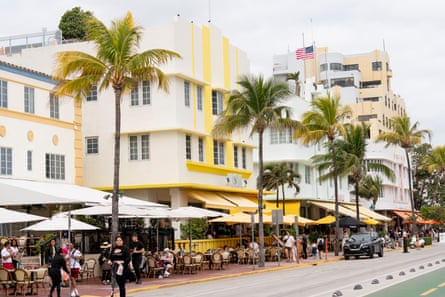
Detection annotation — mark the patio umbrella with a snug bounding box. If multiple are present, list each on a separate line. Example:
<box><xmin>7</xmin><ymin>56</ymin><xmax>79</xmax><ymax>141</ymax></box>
<box><xmin>69</xmin><ymin>204</ymin><xmax>170</xmax><ymax>217</ymax></box>
<box><xmin>0</xmin><ymin>208</ymin><xmax>46</xmax><ymax>224</ymax></box>
<box><xmin>315</xmin><ymin>215</ymin><xmax>336</xmax><ymax>225</ymax></box>
<box><xmin>362</xmin><ymin>218</ymin><xmax>381</xmax><ymax>225</ymax></box>
<box><xmin>283</xmin><ymin>215</ymin><xmax>317</xmax><ymax>226</ymax></box>
<box><xmin>209</xmin><ymin>212</ymin><xmax>272</xmax><ymax>224</ymax></box>
<box><xmin>22</xmin><ymin>213</ymin><xmax>99</xmax><ymax>231</ymax></box>
<box><xmin>330</xmin><ymin>216</ymin><xmax>366</xmax><ymax>228</ymax></box>
<box><xmin>168</xmin><ymin>206</ymin><xmax>228</xmax><ymax>252</ymax></box>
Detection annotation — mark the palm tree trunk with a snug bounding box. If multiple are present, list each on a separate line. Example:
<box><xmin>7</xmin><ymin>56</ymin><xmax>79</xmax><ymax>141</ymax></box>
<box><xmin>331</xmin><ymin>139</ymin><xmax>340</xmax><ymax>256</ymax></box>
<box><xmin>111</xmin><ymin>87</ymin><xmax>122</xmax><ymax>242</ymax></box>
<box><xmin>355</xmin><ymin>179</ymin><xmax>360</xmax><ymax>222</ymax></box>
<box><xmin>405</xmin><ymin>149</ymin><xmax>417</xmax><ymax>234</ymax></box>
<box><xmin>281</xmin><ymin>184</ymin><xmax>286</xmax><ymax>216</ymax></box>
<box><xmin>257</xmin><ymin>131</ymin><xmax>265</xmax><ymax>267</ymax></box>
<box><xmin>276</xmin><ymin>187</ymin><xmax>279</xmax><ymax>208</ymax></box>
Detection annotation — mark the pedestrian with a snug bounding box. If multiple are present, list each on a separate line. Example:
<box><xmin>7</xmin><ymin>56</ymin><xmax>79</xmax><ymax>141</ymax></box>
<box><xmin>110</xmin><ymin>236</ymin><xmax>131</xmax><ymax>297</ymax></box>
<box><xmin>301</xmin><ymin>233</ymin><xmax>308</xmax><ymax>259</ymax></box>
<box><xmin>283</xmin><ymin>231</ymin><xmax>295</xmax><ymax>262</ymax></box>
<box><xmin>311</xmin><ymin>243</ymin><xmax>317</xmax><ymax>259</ymax></box>
<box><xmin>98</xmin><ymin>241</ymin><xmax>112</xmax><ymax>285</ymax></box>
<box><xmin>1</xmin><ymin>241</ymin><xmax>14</xmax><ymax>270</ymax></box>
<box><xmin>10</xmin><ymin>239</ymin><xmax>19</xmax><ymax>268</ymax></box>
<box><xmin>130</xmin><ymin>233</ymin><xmax>144</xmax><ymax>284</ymax></box>
<box><xmin>68</xmin><ymin>243</ymin><xmax>82</xmax><ymax>297</ymax></box>
<box><xmin>48</xmin><ymin>248</ymin><xmax>69</xmax><ymax>297</ymax></box>
<box><xmin>317</xmin><ymin>236</ymin><xmax>324</xmax><ymax>259</ymax></box>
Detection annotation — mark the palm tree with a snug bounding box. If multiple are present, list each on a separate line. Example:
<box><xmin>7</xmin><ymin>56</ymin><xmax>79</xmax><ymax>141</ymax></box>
<box><xmin>53</xmin><ymin>12</ymin><xmax>180</xmax><ymax>241</ymax></box>
<box><xmin>422</xmin><ymin>145</ymin><xmax>445</xmax><ymax>205</ymax></box>
<box><xmin>263</xmin><ymin>163</ymin><xmax>300</xmax><ymax>215</ymax></box>
<box><xmin>213</xmin><ymin>74</ymin><xmax>294</xmax><ymax>267</ymax></box>
<box><xmin>312</xmin><ymin>123</ymin><xmax>394</xmax><ymax>221</ymax></box>
<box><xmin>294</xmin><ymin>94</ymin><xmax>350</xmax><ymax>256</ymax></box>
<box><xmin>359</xmin><ymin>175</ymin><xmax>383</xmax><ymax>208</ymax></box>
<box><xmin>286</xmin><ymin>71</ymin><xmax>301</xmax><ymax>96</ymax></box>
<box><xmin>376</xmin><ymin>115</ymin><xmax>431</xmax><ymax>234</ymax></box>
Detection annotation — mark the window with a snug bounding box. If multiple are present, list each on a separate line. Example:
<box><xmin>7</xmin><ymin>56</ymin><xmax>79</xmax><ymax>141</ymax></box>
<box><xmin>198</xmin><ymin>137</ymin><xmax>204</xmax><ymax>162</ymax></box>
<box><xmin>242</xmin><ymin>147</ymin><xmax>246</xmax><ymax>169</ymax></box>
<box><xmin>45</xmin><ymin>153</ymin><xmax>65</xmax><ymax>180</ymax></box>
<box><xmin>0</xmin><ymin>147</ymin><xmax>12</xmax><ymax>175</ymax></box>
<box><xmin>233</xmin><ymin>145</ymin><xmax>239</xmax><ymax>168</ymax></box>
<box><xmin>212</xmin><ymin>90</ymin><xmax>223</xmax><ymax>115</ymax></box>
<box><xmin>320</xmin><ymin>64</ymin><xmax>328</xmax><ymax>72</ymax></box>
<box><xmin>24</xmin><ymin>87</ymin><xmax>35</xmax><ymax>113</ymax></box>
<box><xmin>197</xmin><ymin>86</ymin><xmax>203</xmax><ymax>111</ymax></box>
<box><xmin>129</xmin><ymin>136</ymin><xmax>138</xmax><ymax>160</ymax></box>
<box><xmin>26</xmin><ymin>150</ymin><xmax>32</xmax><ymax>171</ymax></box>
<box><xmin>330</xmin><ymin>78</ymin><xmax>355</xmax><ymax>87</ymax></box>
<box><xmin>129</xmin><ymin>135</ymin><xmax>150</xmax><ymax>160</ymax></box>
<box><xmin>185</xmin><ymin>135</ymin><xmax>192</xmax><ymax>160</ymax></box>
<box><xmin>0</xmin><ymin>80</ymin><xmax>7</xmax><ymax>108</ymax></box>
<box><xmin>50</xmin><ymin>93</ymin><xmax>59</xmax><ymax>119</ymax></box>
<box><xmin>86</xmin><ymin>136</ymin><xmax>99</xmax><ymax>154</ymax></box>
<box><xmin>141</xmin><ymin>135</ymin><xmax>150</xmax><ymax>160</ymax></box>
<box><xmin>270</xmin><ymin>128</ymin><xmax>292</xmax><ymax>144</ymax></box>
<box><xmin>344</xmin><ymin>64</ymin><xmax>359</xmax><ymax>71</ymax></box>
<box><xmin>358</xmin><ymin>114</ymin><xmax>377</xmax><ymax>121</ymax></box>
<box><xmin>86</xmin><ymin>85</ymin><xmax>98</xmax><ymax>101</ymax></box>
<box><xmin>304</xmin><ymin>165</ymin><xmax>311</xmax><ymax>184</ymax></box>
<box><xmin>362</xmin><ymin>97</ymin><xmax>380</xmax><ymax>102</ymax></box>
<box><xmin>360</xmin><ymin>80</ymin><xmax>381</xmax><ymax>88</ymax></box>
<box><xmin>213</xmin><ymin>140</ymin><xmax>225</xmax><ymax>165</ymax></box>
<box><xmin>131</xmin><ymin>81</ymin><xmax>150</xmax><ymax>106</ymax></box>
<box><xmin>330</xmin><ymin>63</ymin><xmax>342</xmax><ymax>71</ymax></box>
<box><xmin>372</xmin><ymin>61</ymin><xmax>382</xmax><ymax>71</ymax></box>
<box><xmin>184</xmin><ymin>81</ymin><xmax>190</xmax><ymax>107</ymax></box>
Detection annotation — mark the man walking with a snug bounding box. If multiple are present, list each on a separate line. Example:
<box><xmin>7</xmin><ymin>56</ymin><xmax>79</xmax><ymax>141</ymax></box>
<box><xmin>130</xmin><ymin>233</ymin><xmax>144</xmax><ymax>284</ymax></box>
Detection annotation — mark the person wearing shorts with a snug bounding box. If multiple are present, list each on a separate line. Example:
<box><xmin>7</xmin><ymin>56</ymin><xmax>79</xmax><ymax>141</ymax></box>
<box><xmin>68</xmin><ymin>243</ymin><xmax>82</xmax><ymax>297</ymax></box>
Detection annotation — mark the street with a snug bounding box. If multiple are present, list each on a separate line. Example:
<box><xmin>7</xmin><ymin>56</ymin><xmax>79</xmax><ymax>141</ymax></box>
<box><xmin>129</xmin><ymin>245</ymin><xmax>445</xmax><ymax>297</ymax></box>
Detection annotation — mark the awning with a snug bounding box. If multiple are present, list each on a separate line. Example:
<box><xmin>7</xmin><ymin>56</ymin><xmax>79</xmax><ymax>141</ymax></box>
<box><xmin>310</xmin><ymin>201</ymin><xmax>368</xmax><ymax>219</ymax></box>
<box><xmin>392</xmin><ymin>210</ymin><xmax>413</xmax><ymax>220</ymax></box>
<box><xmin>343</xmin><ymin>205</ymin><xmax>391</xmax><ymax>222</ymax></box>
<box><xmin>217</xmin><ymin>193</ymin><xmax>258</xmax><ymax>211</ymax></box>
<box><xmin>186</xmin><ymin>191</ymin><xmax>236</xmax><ymax>210</ymax></box>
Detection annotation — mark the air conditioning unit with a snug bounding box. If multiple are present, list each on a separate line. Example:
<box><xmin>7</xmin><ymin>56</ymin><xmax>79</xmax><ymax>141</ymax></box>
<box><xmin>226</xmin><ymin>174</ymin><xmax>243</xmax><ymax>188</ymax></box>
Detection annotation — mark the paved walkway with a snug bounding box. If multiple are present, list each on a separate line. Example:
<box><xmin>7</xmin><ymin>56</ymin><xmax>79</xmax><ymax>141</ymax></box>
<box><xmin>37</xmin><ymin>252</ymin><xmax>343</xmax><ymax>297</ymax></box>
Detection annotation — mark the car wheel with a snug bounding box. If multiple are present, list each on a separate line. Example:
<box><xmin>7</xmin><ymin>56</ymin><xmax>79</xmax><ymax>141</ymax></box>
<box><xmin>378</xmin><ymin>245</ymin><xmax>384</xmax><ymax>257</ymax></box>
<box><xmin>369</xmin><ymin>247</ymin><xmax>374</xmax><ymax>258</ymax></box>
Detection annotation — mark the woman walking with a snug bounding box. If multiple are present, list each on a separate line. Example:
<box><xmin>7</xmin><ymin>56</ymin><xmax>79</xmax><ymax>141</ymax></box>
<box><xmin>48</xmin><ymin>248</ymin><xmax>69</xmax><ymax>297</ymax></box>
<box><xmin>109</xmin><ymin>236</ymin><xmax>130</xmax><ymax>297</ymax></box>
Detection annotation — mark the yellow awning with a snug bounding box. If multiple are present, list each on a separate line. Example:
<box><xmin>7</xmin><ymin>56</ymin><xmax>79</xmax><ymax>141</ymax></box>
<box><xmin>315</xmin><ymin>215</ymin><xmax>336</xmax><ymax>224</ymax></box>
<box><xmin>210</xmin><ymin>212</ymin><xmax>272</xmax><ymax>224</ymax></box>
<box><xmin>310</xmin><ymin>201</ymin><xmax>368</xmax><ymax>219</ymax></box>
<box><xmin>217</xmin><ymin>193</ymin><xmax>258</xmax><ymax>211</ymax></box>
<box><xmin>362</xmin><ymin>218</ymin><xmax>382</xmax><ymax>225</ymax></box>
<box><xmin>283</xmin><ymin>215</ymin><xmax>317</xmax><ymax>226</ymax></box>
<box><xmin>343</xmin><ymin>205</ymin><xmax>391</xmax><ymax>222</ymax></box>
<box><xmin>186</xmin><ymin>191</ymin><xmax>236</xmax><ymax>210</ymax></box>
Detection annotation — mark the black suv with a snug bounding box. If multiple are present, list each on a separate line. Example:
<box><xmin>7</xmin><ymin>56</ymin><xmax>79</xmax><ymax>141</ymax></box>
<box><xmin>343</xmin><ymin>232</ymin><xmax>384</xmax><ymax>260</ymax></box>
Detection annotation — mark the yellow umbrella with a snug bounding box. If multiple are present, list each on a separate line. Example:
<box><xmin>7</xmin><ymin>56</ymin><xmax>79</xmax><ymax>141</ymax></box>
<box><xmin>315</xmin><ymin>215</ymin><xmax>336</xmax><ymax>224</ymax></box>
<box><xmin>283</xmin><ymin>215</ymin><xmax>317</xmax><ymax>226</ymax></box>
<box><xmin>362</xmin><ymin>218</ymin><xmax>381</xmax><ymax>225</ymax></box>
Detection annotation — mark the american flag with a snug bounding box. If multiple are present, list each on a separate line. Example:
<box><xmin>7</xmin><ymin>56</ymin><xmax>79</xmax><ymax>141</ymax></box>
<box><xmin>296</xmin><ymin>45</ymin><xmax>314</xmax><ymax>60</ymax></box>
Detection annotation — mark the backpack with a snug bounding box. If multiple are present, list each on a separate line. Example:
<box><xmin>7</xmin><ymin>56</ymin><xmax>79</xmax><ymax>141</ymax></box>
<box><xmin>79</xmin><ymin>255</ymin><xmax>85</xmax><ymax>266</ymax></box>
<box><xmin>318</xmin><ymin>238</ymin><xmax>324</xmax><ymax>246</ymax></box>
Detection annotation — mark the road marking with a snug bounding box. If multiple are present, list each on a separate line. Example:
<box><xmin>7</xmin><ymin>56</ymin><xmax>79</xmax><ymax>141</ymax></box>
<box><xmin>420</xmin><ymin>288</ymin><xmax>437</xmax><ymax>296</ymax></box>
<box><xmin>438</xmin><ymin>282</ymin><xmax>445</xmax><ymax>287</ymax></box>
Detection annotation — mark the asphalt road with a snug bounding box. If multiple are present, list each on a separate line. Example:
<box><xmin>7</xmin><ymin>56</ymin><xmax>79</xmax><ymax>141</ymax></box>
<box><xmin>130</xmin><ymin>245</ymin><xmax>445</xmax><ymax>297</ymax></box>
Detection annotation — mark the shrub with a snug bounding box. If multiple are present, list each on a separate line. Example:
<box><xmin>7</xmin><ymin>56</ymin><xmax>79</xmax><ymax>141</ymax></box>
<box><xmin>424</xmin><ymin>236</ymin><xmax>432</xmax><ymax>246</ymax></box>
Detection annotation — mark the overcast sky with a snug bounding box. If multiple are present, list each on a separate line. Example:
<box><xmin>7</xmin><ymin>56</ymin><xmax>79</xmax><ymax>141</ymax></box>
<box><xmin>1</xmin><ymin>0</ymin><xmax>444</xmax><ymax>145</ymax></box>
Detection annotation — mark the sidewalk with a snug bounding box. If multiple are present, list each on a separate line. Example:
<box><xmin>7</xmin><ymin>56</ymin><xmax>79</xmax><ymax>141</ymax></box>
<box><xmin>40</xmin><ymin>252</ymin><xmax>342</xmax><ymax>297</ymax></box>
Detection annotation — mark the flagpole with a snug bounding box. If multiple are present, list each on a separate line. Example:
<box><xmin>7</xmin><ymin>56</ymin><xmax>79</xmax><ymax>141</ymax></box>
<box><xmin>302</xmin><ymin>33</ymin><xmax>307</xmax><ymax>91</ymax></box>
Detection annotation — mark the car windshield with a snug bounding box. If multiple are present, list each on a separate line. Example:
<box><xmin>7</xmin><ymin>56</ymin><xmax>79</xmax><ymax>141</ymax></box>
<box><xmin>349</xmin><ymin>233</ymin><xmax>371</xmax><ymax>242</ymax></box>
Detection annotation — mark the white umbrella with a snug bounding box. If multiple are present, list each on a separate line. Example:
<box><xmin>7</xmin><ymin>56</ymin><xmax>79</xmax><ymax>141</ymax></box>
<box><xmin>168</xmin><ymin>206</ymin><xmax>227</xmax><ymax>252</ymax></box>
<box><xmin>22</xmin><ymin>213</ymin><xmax>99</xmax><ymax>231</ymax></box>
<box><xmin>0</xmin><ymin>208</ymin><xmax>46</xmax><ymax>224</ymax></box>
<box><xmin>69</xmin><ymin>204</ymin><xmax>169</xmax><ymax>217</ymax></box>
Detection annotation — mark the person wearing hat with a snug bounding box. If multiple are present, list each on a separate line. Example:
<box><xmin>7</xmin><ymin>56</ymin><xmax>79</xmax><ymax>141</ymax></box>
<box><xmin>130</xmin><ymin>233</ymin><xmax>144</xmax><ymax>284</ymax></box>
<box><xmin>98</xmin><ymin>242</ymin><xmax>112</xmax><ymax>284</ymax></box>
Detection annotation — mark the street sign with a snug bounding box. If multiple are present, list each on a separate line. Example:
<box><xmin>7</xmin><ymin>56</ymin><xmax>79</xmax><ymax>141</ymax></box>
<box><xmin>272</xmin><ymin>209</ymin><xmax>283</xmax><ymax>225</ymax></box>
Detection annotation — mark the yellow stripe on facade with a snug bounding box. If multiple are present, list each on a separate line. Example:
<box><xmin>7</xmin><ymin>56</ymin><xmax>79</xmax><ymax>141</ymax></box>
<box><xmin>0</xmin><ymin>76</ymin><xmax>54</xmax><ymax>92</ymax></box>
<box><xmin>191</xmin><ymin>22</ymin><xmax>197</xmax><ymax>129</ymax></box>
<box><xmin>73</xmin><ymin>100</ymin><xmax>83</xmax><ymax>185</ymax></box>
<box><xmin>0</xmin><ymin>108</ymin><xmax>73</xmax><ymax>129</ymax></box>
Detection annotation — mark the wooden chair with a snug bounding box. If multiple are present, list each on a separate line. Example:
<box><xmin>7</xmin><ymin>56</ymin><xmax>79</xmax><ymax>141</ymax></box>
<box><xmin>174</xmin><ymin>254</ymin><xmax>184</xmax><ymax>274</ymax></box>
<box><xmin>146</xmin><ymin>257</ymin><xmax>163</xmax><ymax>278</ymax></box>
<box><xmin>33</xmin><ymin>268</ymin><xmax>47</xmax><ymax>289</ymax></box>
<box><xmin>236</xmin><ymin>249</ymin><xmax>247</xmax><ymax>264</ymax></box>
<box><xmin>211</xmin><ymin>252</ymin><xmax>223</xmax><ymax>270</ymax></box>
<box><xmin>246</xmin><ymin>248</ymin><xmax>259</xmax><ymax>264</ymax></box>
<box><xmin>14</xmin><ymin>268</ymin><xmax>36</xmax><ymax>296</ymax></box>
<box><xmin>85</xmin><ymin>258</ymin><xmax>96</xmax><ymax>280</ymax></box>
<box><xmin>221</xmin><ymin>251</ymin><xmax>230</xmax><ymax>266</ymax></box>
<box><xmin>182</xmin><ymin>255</ymin><xmax>195</xmax><ymax>274</ymax></box>
<box><xmin>268</xmin><ymin>247</ymin><xmax>278</xmax><ymax>262</ymax></box>
<box><xmin>0</xmin><ymin>268</ymin><xmax>14</xmax><ymax>296</ymax></box>
<box><xmin>193</xmin><ymin>253</ymin><xmax>203</xmax><ymax>272</ymax></box>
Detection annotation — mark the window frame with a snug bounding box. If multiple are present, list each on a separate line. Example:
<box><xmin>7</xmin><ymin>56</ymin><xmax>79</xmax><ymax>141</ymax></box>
<box><xmin>86</xmin><ymin>85</ymin><xmax>98</xmax><ymax>101</ymax></box>
<box><xmin>185</xmin><ymin>135</ymin><xmax>192</xmax><ymax>160</ymax></box>
<box><xmin>45</xmin><ymin>153</ymin><xmax>65</xmax><ymax>180</ymax></box>
<box><xmin>0</xmin><ymin>147</ymin><xmax>12</xmax><ymax>175</ymax></box>
<box><xmin>0</xmin><ymin>80</ymin><xmax>7</xmax><ymax>108</ymax></box>
<box><xmin>213</xmin><ymin>140</ymin><xmax>225</xmax><ymax>165</ymax></box>
<box><xmin>85</xmin><ymin>136</ymin><xmax>99</xmax><ymax>154</ymax></box>
<box><xmin>184</xmin><ymin>81</ymin><xmax>190</xmax><ymax>107</ymax></box>
<box><xmin>197</xmin><ymin>85</ymin><xmax>203</xmax><ymax>111</ymax></box>
<box><xmin>26</xmin><ymin>150</ymin><xmax>32</xmax><ymax>171</ymax></box>
<box><xmin>49</xmin><ymin>93</ymin><xmax>60</xmax><ymax>119</ymax></box>
<box><xmin>24</xmin><ymin>86</ymin><xmax>35</xmax><ymax>114</ymax></box>
<box><xmin>233</xmin><ymin>145</ymin><xmax>239</xmax><ymax>168</ymax></box>
<box><xmin>198</xmin><ymin>137</ymin><xmax>204</xmax><ymax>162</ymax></box>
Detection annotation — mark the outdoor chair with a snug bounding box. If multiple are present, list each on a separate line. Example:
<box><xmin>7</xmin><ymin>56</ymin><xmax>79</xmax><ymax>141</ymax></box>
<box><xmin>210</xmin><ymin>252</ymin><xmax>223</xmax><ymax>270</ymax></box>
<box><xmin>268</xmin><ymin>247</ymin><xmax>278</xmax><ymax>262</ymax></box>
<box><xmin>236</xmin><ymin>249</ymin><xmax>247</xmax><ymax>264</ymax></box>
<box><xmin>246</xmin><ymin>248</ymin><xmax>259</xmax><ymax>265</ymax></box>
<box><xmin>14</xmin><ymin>268</ymin><xmax>36</xmax><ymax>296</ymax></box>
<box><xmin>146</xmin><ymin>257</ymin><xmax>163</xmax><ymax>278</ymax></box>
<box><xmin>174</xmin><ymin>254</ymin><xmax>184</xmax><ymax>274</ymax></box>
<box><xmin>84</xmin><ymin>258</ymin><xmax>96</xmax><ymax>280</ymax></box>
<box><xmin>193</xmin><ymin>253</ymin><xmax>203</xmax><ymax>272</ymax></box>
<box><xmin>182</xmin><ymin>255</ymin><xmax>195</xmax><ymax>274</ymax></box>
<box><xmin>0</xmin><ymin>267</ymin><xmax>14</xmax><ymax>296</ymax></box>
<box><xmin>33</xmin><ymin>268</ymin><xmax>47</xmax><ymax>289</ymax></box>
<box><xmin>221</xmin><ymin>251</ymin><xmax>230</xmax><ymax>266</ymax></box>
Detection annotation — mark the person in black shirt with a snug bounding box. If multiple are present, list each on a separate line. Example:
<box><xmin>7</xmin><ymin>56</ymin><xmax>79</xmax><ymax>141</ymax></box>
<box><xmin>48</xmin><ymin>248</ymin><xmax>69</xmax><ymax>297</ymax></box>
<box><xmin>130</xmin><ymin>233</ymin><xmax>144</xmax><ymax>284</ymax></box>
<box><xmin>110</xmin><ymin>236</ymin><xmax>130</xmax><ymax>297</ymax></box>
<box><xmin>301</xmin><ymin>233</ymin><xmax>308</xmax><ymax>259</ymax></box>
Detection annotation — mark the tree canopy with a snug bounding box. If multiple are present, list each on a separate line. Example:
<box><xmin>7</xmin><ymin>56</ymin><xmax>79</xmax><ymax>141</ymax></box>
<box><xmin>58</xmin><ymin>6</ymin><xmax>93</xmax><ymax>40</ymax></box>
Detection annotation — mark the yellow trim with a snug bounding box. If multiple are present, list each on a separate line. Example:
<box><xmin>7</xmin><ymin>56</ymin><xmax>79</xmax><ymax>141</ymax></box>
<box><xmin>0</xmin><ymin>108</ymin><xmax>73</xmax><ymax>129</ymax></box>
<box><xmin>226</xmin><ymin>141</ymin><xmax>234</xmax><ymax>168</ymax></box>
<box><xmin>0</xmin><ymin>76</ymin><xmax>55</xmax><ymax>92</ymax></box>
<box><xmin>186</xmin><ymin>160</ymin><xmax>251</xmax><ymax>178</ymax></box>
<box><xmin>73</xmin><ymin>100</ymin><xmax>83</xmax><ymax>185</ymax></box>
<box><xmin>187</xmin><ymin>190</ymin><xmax>236</xmax><ymax>209</ymax></box>
<box><xmin>96</xmin><ymin>183</ymin><xmax>259</xmax><ymax>195</ymax></box>
<box><xmin>223</xmin><ymin>37</ymin><xmax>231</xmax><ymax>90</ymax></box>
<box><xmin>168</xmin><ymin>73</ymin><xmax>209</xmax><ymax>87</ymax></box>
<box><xmin>191</xmin><ymin>22</ymin><xmax>197</xmax><ymax>129</ymax></box>
<box><xmin>202</xmin><ymin>25</ymin><xmax>211</xmax><ymax>83</ymax></box>
<box><xmin>205</xmin><ymin>135</ymin><xmax>213</xmax><ymax>165</ymax></box>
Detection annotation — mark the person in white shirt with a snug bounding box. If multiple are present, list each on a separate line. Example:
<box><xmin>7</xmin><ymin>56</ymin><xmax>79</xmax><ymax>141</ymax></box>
<box><xmin>68</xmin><ymin>243</ymin><xmax>82</xmax><ymax>297</ymax></box>
<box><xmin>283</xmin><ymin>231</ymin><xmax>295</xmax><ymax>262</ymax></box>
<box><xmin>1</xmin><ymin>241</ymin><xmax>14</xmax><ymax>270</ymax></box>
